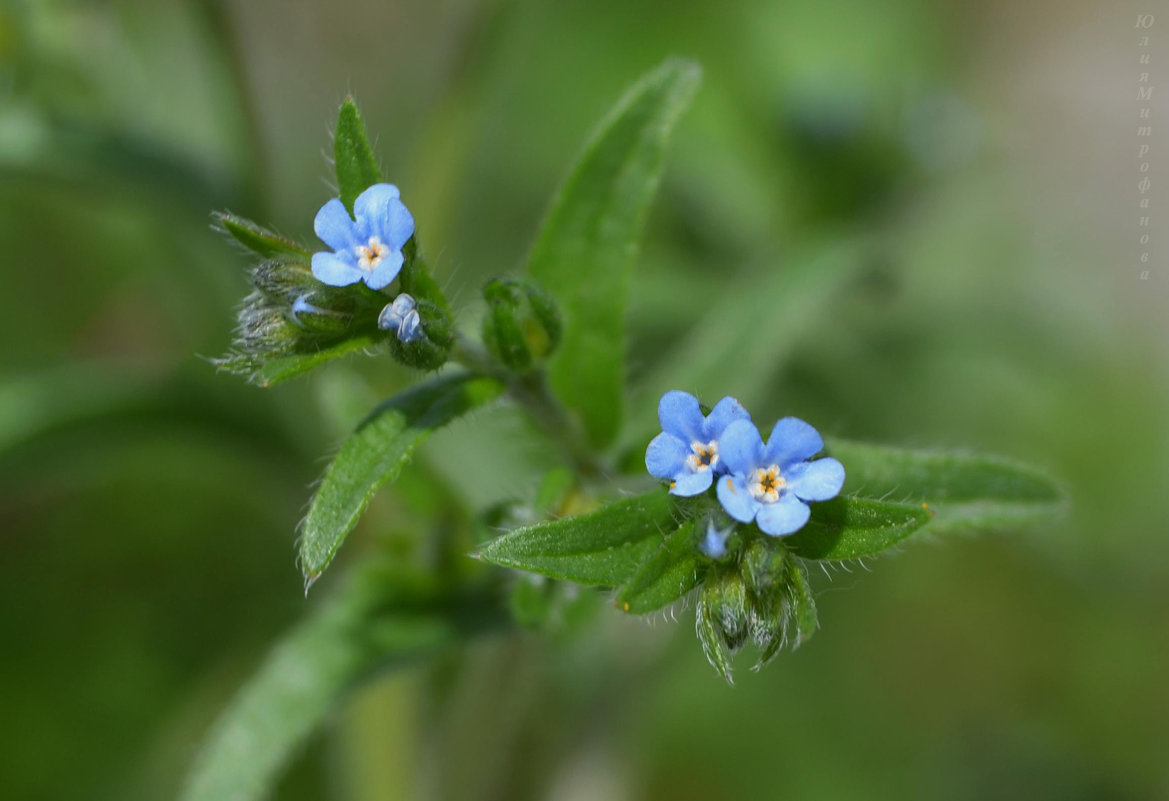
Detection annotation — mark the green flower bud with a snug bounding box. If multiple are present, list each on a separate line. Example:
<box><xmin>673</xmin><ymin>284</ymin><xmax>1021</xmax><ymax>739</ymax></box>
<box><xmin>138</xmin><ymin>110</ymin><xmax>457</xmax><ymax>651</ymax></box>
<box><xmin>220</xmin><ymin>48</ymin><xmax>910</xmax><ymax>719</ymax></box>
<box><xmin>708</xmin><ymin>568</ymin><xmax>750</xmax><ymax>651</ymax></box>
<box><xmin>481</xmin><ymin>278</ymin><xmax>562</xmax><ymax>372</ymax></box>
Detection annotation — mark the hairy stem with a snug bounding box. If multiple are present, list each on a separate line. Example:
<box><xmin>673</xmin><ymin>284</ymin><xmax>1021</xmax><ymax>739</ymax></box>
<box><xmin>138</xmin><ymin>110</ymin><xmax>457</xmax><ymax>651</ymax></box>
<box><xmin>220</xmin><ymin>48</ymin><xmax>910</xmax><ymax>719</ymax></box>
<box><xmin>452</xmin><ymin>334</ymin><xmax>604</xmax><ymax>478</ymax></box>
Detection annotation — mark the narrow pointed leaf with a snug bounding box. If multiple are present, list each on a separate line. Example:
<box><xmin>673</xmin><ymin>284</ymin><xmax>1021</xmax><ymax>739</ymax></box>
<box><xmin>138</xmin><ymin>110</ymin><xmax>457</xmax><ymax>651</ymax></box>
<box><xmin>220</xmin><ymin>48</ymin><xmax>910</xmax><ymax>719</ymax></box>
<box><xmin>215</xmin><ymin>212</ymin><xmax>311</xmax><ymax>259</ymax></box>
<box><xmin>476</xmin><ymin>490</ymin><xmax>679</xmax><ymax>586</ymax></box>
<box><xmin>181</xmin><ymin>566</ymin><xmax>501</xmax><ymax>801</ymax></box>
<box><xmin>528</xmin><ymin>58</ymin><xmax>701</xmax><ymax>448</ymax></box>
<box><xmin>300</xmin><ymin>373</ymin><xmax>504</xmax><ymax>582</ymax></box>
<box><xmin>617</xmin><ymin>520</ymin><xmax>707</xmax><ymax>614</ymax></box>
<box><xmin>825</xmin><ymin>439</ymin><xmax>1066</xmax><ymax>535</ymax></box>
<box><xmin>783</xmin><ymin>496</ymin><xmax>933</xmax><ymax>560</ymax></box>
<box><xmin>245</xmin><ymin>336</ymin><xmax>381</xmax><ymax>387</ymax></box>
<box><xmin>334</xmin><ymin>97</ymin><xmax>382</xmax><ymax>215</ymax></box>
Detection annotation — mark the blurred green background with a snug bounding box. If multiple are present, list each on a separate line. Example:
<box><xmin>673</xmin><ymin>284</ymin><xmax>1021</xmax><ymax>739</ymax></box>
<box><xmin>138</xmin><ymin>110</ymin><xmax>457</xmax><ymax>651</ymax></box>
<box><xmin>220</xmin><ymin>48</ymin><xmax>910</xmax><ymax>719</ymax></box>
<box><xmin>2</xmin><ymin>0</ymin><xmax>1167</xmax><ymax>799</ymax></box>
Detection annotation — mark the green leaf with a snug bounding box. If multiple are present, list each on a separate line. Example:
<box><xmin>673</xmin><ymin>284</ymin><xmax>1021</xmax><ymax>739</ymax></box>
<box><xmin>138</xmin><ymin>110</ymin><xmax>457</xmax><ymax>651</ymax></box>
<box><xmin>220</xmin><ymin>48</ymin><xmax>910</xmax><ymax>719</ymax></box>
<box><xmin>247</xmin><ymin>336</ymin><xmax>381</xmax><ymax>387</ymax></box>
<box><xmin>300</xmin><ymin>373</ymin><xmax>504</xmax><ymax>583</ymax></box>
<box><xmin>527</xmin><ymin>58</ymin><xmax>701</xmax><ymax>449</ymax></box>
<box><xmin>826</xmin><ymin>439</ymin><xmax>1066</xmax><ymax>536</ymax></box>
<box><xmin>214</xmin><ymin>212</ymin><xmax>311</xmax><ymax>259</ymax></box>
<box><xmin>180</xmin><ymin>565</ymin><xmax>501</xmax><ymax>801</ymax></box>
<box><xmin>616</xmin><ymin>520</ymin><xmax>707</xmax><ymax>614</ymax></box>
<box><xmin>476</xmin><ymin>490</ymin><xmax>680</xmax><ymax>586</ymax></box>
<box><xmin>334</xmin><ymin>97</ymin><xmax>382</xmax><ymax>215</ymax></box>
<box><xmin>783</xmin><ymin>496</ymin><xmax>933</xmax><ymax>560</ymax></box>
<box><xmin>623</xmin><ymin>235</ymin><xmax>867</xmax><ymax>451</ymax></box>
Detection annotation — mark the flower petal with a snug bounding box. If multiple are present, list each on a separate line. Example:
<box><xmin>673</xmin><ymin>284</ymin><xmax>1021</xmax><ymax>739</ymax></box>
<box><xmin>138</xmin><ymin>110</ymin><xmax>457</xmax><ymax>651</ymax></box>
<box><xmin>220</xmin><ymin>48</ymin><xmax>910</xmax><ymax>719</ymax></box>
<box><xmin>311</xmin><ymin>251</ymin><xmax>363</xmax><ymax>287</ymax></box>
<box><xmin>786</xmin><ymin>457</ymin><xmax>845</xmax><ymax>502</ymax></box>
<box><xmin>355</xmin><ymin>184</ymin><xmax>414</xmax><ymax>249</ymax></box>
<box><xmin>658</xmin><ymin>391</ymin><xmax>704</xmax><ymax>443</ymax></box>
<box><xmin>670</xmin><ymin>469</ymin><xmax>713</xmax><ymax>497</ymax></box>
<box><xmin>645</xmin><ymin>432</ymin><xmax>688</xmax><ymax>479</ymax></box>
<box><xmin>717</xmin><ymin>474</ymin><xmax>758</xmax><ymax>523</ymax></box>
<box><xmin>314</xmin><ymin>198</ymin><xmax>358</xmax><ymax>251</ymax></box>
<box><xmin>397</xmin><ymin>309</ymin><xmax>424</xmax><ymax>343</ymax></box>
<box><xmin>700</xmin><ymin>520</ymin><xmax>733</xmax><ymax>558</ymax></box>
<box><xmin>763</xmin><ymin>417</ymin><xmax>824</xmax><ymax>467</ymax></box>
<box><xmin>701</xmin><ymin>396</ymin><xmax>750</xmax><ymax>441</ymax></box>
<box><xmin>755</xmin><ymin>494</ymin><xmax>810</xmax><ymax>537</ymax></box>
<box><xmin>362</xmin><ymin>250</ymin><xmax>405</xmax><ymax>290</ymax></box>
<box><xmin>718</xmin><ymin>419</ymin><xmax>763</xmax><ymax>476</ymax></box>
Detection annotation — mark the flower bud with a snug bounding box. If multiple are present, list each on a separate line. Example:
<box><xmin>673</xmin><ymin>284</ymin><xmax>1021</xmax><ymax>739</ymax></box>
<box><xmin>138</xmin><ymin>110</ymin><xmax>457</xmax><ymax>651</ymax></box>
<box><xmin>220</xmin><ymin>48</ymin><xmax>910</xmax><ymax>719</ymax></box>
<box><xmin>386</xmin><ymin>297</ymin><xmax>454</xmax><ymax>370</ymax></box>
<box><xmin>481</xmin><ymin>278</ymin><xmax>562</xmax><ymax>372</ymax></box>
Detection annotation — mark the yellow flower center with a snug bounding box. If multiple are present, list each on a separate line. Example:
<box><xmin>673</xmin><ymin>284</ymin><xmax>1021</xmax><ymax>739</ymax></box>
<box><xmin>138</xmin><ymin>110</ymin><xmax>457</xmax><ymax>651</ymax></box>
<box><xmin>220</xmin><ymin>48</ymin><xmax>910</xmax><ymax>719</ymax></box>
<box><xmin>748</xmin><ymin>465</ymin><xmax>785</xmax><ymax>503</ymax></box>
<box><xmin>356</xmin><ymin>236</ymin><xmax>389</xmax><ymax>270</ymax></box>
<box><xmin>685</xmin><ymin>440</ymin><xmax>718</xmax><ymax>473</ymax></box>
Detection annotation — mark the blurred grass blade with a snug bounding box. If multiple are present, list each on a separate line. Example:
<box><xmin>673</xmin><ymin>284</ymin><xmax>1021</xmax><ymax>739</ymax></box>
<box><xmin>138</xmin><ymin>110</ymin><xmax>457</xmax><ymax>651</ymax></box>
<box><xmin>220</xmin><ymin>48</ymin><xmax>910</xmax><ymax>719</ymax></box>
<box><xmin>624</xmin><ymin>235</ymin><xmax>866</xmax><ymax>451</ymax></box>
<box><xmin>527</xmin><ymin>58</ymin><xmax>701</xmax><ymax>449</ymax></box>
<box><xmin>181</xmin><ymin>566</ymin><xmax>500</xmax><ymax>801</ymax></box>
<box><xmin>300</xmin><ymin>373</ymin><xmax>503</xmax><ymax>584</ymax></box>
<box><xmin>214</xmin><ymin>212</ymin><xmax>311</xmax><ymax>260</ymax></box>
<box><xmin>616</xmin><ymin>520</ymin><xmax>707</xmax><ymax>614</ymax></box>
<box><xmin>248</xmin><ymin>336</ymin><xmax>381</xmax><ymax>388</ymax></box>
<box><xmin>826</xmin><ymin>439</ymin><xmax>1066</xmax><ymax>535</ymax></box>
<box><xmin>334</xmin><ymin>97</ymin><xmax>382</xmax><ymax>215</ymax></box>
<box><xmin>783</xmin><ymin>496</ymin><xmax>933</xmax><ymax>560</ymax></box>
<box><xmin>476</xmin><ymin>491</ymin><xmax>678</xmax><ymax>586</ymax></box>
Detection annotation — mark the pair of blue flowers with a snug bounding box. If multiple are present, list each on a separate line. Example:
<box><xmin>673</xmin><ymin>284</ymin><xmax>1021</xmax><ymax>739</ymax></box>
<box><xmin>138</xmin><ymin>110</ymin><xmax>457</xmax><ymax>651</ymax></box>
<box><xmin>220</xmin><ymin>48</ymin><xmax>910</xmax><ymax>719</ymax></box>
<box><xmin>646</xmin><ymin>391</ymin><xmax>845</xmax><ymax>543</ymax></box>
<box><xmin>311</xmin><ymin>183</ymin><xmax>422</xmax><ymax>343</ymax></box>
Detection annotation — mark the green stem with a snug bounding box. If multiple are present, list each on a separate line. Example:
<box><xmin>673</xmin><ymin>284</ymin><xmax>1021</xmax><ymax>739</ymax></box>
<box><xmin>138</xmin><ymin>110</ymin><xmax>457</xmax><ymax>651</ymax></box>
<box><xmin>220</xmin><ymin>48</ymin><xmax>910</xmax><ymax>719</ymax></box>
<box><xmin>452</xmin><ymin>334</ymin><xmax>604</xmax><ymax>478</ymax></box>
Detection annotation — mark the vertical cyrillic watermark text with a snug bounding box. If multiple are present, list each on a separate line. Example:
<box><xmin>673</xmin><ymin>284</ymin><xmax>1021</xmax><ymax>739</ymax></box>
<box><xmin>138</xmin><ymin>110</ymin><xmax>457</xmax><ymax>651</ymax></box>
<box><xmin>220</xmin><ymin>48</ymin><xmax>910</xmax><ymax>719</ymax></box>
<box><xmin>1136</xmin><ymin>15</ymin><xmax>1156</xmax><ymax>280</ymax></box>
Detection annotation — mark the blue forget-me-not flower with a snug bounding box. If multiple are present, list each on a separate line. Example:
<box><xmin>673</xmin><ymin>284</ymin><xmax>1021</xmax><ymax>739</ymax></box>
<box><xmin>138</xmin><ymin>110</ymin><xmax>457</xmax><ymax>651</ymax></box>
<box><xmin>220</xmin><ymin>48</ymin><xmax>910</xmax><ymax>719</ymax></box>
<box><xmin>312</xmin><ymin>184</ymin><xmax>414</xmax><ymax>290</ymax></box>
<box><xmin>646</xmin><ymin>391</ymin><xmax>750</xmax><ymax>496</ymax></box>
<box><xmin>378</xmin><ymin>293</ymin><xmax>424</xmax><ymax>343</ymax></box>
<box><xmin>716</xmin><ymin>418</ymin><xmax>845</xmax><ymax>537</ymax></box>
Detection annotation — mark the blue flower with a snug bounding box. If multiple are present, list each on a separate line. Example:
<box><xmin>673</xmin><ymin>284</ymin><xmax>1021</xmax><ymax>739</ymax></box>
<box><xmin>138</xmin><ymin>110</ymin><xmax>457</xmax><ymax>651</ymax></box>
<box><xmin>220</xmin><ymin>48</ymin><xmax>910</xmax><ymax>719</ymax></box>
<box><xmin>645</xmin><ymin>391</ymin><xmax>750</xmax><ymax>496</ymax></box>
<box><xmin>715</xmin><ymin>418</ymin><xmax>845</xmax><ymax>537</ymax></box>
<box><xmin>378</xmin><ymin>293</ymin><xmax>424</xmax><ymax>343</ymax></box>
<box><xmin>311</xmin><ymin>184</ymin><xmax>414</xmax><ymax>290</ymax></box>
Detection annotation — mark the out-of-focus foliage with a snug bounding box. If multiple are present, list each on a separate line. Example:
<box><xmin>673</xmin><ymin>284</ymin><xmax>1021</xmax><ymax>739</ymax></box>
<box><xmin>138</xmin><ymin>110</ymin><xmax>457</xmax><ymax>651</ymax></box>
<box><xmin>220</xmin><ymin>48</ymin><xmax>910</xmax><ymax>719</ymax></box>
<box><xmin>1</xmin><ymin>0</ymin><xmax>1166</xmax><ymax>800</ymax></box>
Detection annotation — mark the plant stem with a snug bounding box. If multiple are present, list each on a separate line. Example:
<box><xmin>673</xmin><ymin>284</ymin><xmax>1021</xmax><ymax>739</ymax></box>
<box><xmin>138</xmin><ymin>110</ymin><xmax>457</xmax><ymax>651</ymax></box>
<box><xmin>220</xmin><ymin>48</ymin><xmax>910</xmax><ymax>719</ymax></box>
<box><xmin>452</xmin><ymin>333</ymin><xmax>605</xmax><ymax>478</ymax></box>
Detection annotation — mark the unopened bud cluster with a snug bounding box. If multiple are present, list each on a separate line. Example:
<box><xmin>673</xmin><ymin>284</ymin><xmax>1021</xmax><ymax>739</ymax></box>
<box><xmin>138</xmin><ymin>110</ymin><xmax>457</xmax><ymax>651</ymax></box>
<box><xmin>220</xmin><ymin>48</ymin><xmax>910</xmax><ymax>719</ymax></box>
<box><xmin>696</xmin><ymin>535</ymin><xmax>818</xmax><ymax>683</ymax></box>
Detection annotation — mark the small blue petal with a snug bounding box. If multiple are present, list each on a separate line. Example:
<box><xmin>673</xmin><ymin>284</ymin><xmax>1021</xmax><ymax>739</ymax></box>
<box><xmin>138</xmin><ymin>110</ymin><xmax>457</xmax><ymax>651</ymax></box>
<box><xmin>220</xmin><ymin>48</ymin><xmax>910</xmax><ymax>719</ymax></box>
<box><xmin>718</xmin><ymin>419</ymin><xmax>764</xmax><ymax>476</ymax></box>
<box><xmin>755</xmin><ymin>494</ymin><xmax>811</xmax><ymax>537</ymax></box>
<box><xmin>701</xmin><ymin>396</ymin><xmax>750</xmax><ymax>441</ymax></box>
<box><xmin>717</xmin><ymin>474</ymin><xmax>758</xmax><ymax>523</ymax></box>
<box><xmin>311</xmin><ymin>251</ymin><xmax>363</xmax><ymax>287</ymax></box>
<box><xmin>658</xmin><ymin>391</ymin><xmax>705</xmax><ymax>443</ymax></box>
<box><xmin>670</xmin><ymin>470</ymin><xmax>713</xmax><ymax>497</ymax></box>
<box><xmin>763</xmin><ymin>417</ymin><xmax>824</xmax><ymax>468</ymax></box>
<box><xmin>314</xmin><ymin>198</ymin><xmax>358</xmax><ymax>251</ymax></box>
<box><xmin>397</xmin><ymin>309</ymin><xmax>424</xmax><ymax>343</ymax></box>
<box><xmin>786</xmin><ymin>457</ymin><xmax>845</xmax><ymax>502</ymax></box>
<box><xmin>362</xmin><ymin>250</ymin><xmax>405</xmax><ymax>290</ymax></box>
<box><xmin>355</xmin><ymin>184</ymin><xmax>414</xmax><ymax>249</ymax></box>
<box><xmin>700</xmin><ymin>520</ymin><xmax>733</xmax><ymax>558</ymax></box>
<box><xmin>646</xmin><ymin>432</ymin><xmax>688</xmax><ymax>479</ymax></box>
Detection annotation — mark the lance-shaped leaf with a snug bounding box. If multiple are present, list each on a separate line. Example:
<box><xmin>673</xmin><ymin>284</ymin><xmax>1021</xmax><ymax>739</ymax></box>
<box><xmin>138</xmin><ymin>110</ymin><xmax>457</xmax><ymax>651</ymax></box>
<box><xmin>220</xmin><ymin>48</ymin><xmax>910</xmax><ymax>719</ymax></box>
<box><xmin>825</xmin><ymin>439</ymin><xmax>1066</xmax><ymax>536</ymax></box>
<box><xmin>616</xmin><ymin>520</ymin><xmax>708</xmax><ymax>614</ymax></box>
<box><xmin>239</xmin><ymin>335</ymin><xmax>381</xmax><ymax>388</ymax></box>
<box><xmin>300</xmin><ymin>373</ymin><xmax>504</xmax><ymax>583</ymax></box>
<box><xmin>181</xmin><ymin>565</ymin><xmax>502</xmax><ymax>801</ymax></box>
<box><xmin>334</xmin><ymin>97</ymin><xmax>383</xmax><ymax>215</ymax></box>
<box><xmin>476</xmin><ymin>490</ymin><xmax>679</xmax><ymax>586</ymax></box>
<box><xmin>214</xmin><ymin>212</ymin><xmax>311</xmax><ymax>260</ymax></box>
<box><xmin>527</xmin><ymin>58</ymin><xmax>701</xmax><ymax>449</ymax></box>
<box><xmin>783</xmin><ymin>496</ymin><xmax>933</xmax><ymax>560</ymax></box>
